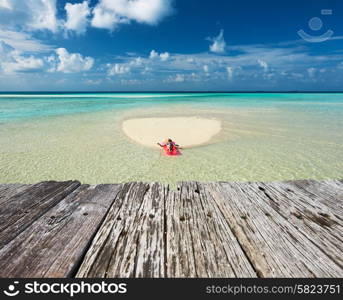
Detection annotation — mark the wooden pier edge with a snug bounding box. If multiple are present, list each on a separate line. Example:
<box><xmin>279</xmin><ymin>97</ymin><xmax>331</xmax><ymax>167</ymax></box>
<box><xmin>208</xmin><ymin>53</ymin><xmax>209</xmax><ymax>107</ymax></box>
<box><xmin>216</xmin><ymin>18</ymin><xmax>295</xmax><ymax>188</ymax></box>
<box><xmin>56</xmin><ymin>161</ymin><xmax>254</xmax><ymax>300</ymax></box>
<box><xmin>0</xmin><ymin>179</ymin><xmax>342</xmax><ymax>278</ymax></box>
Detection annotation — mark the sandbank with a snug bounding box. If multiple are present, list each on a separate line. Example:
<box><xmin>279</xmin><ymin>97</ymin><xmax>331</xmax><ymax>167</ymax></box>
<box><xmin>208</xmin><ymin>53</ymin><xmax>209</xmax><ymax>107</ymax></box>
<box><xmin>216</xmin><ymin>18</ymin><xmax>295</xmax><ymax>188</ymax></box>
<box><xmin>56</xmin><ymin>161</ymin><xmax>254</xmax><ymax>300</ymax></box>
<box><xmin>122</xmin><ymin>117</ymin><xmax>222</xmax><ymax>148</ymax></box>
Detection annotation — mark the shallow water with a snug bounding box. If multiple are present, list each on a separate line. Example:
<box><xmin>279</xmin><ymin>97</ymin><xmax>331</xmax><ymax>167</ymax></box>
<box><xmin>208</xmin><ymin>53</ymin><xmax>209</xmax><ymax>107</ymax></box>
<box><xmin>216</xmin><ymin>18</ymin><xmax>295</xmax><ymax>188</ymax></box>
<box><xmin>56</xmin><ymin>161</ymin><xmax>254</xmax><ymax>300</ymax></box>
<box><xmin>0</xmin><ymin>93</ymin><xmax>342</xmax><ymax>185</ymax></box>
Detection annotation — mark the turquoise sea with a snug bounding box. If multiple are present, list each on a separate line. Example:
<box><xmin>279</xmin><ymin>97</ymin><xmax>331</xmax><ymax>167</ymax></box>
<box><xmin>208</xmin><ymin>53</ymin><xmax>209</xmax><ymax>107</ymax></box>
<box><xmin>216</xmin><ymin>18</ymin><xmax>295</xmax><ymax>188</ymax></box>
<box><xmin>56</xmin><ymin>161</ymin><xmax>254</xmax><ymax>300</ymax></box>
<box><xmin>0</xmin><ymin>93</ymin><xmax>342</xmax><ymax>184</ymax></box>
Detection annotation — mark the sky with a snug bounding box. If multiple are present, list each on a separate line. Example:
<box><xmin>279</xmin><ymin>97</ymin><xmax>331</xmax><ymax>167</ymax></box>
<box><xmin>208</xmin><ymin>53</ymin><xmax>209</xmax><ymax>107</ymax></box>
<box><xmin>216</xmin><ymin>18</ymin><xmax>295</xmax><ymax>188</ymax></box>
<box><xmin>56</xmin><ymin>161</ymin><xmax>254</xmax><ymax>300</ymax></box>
<box><xmin>0</xmin><ymin>0</ymin><xmax>343</xmax><ymax>91</ymax></box>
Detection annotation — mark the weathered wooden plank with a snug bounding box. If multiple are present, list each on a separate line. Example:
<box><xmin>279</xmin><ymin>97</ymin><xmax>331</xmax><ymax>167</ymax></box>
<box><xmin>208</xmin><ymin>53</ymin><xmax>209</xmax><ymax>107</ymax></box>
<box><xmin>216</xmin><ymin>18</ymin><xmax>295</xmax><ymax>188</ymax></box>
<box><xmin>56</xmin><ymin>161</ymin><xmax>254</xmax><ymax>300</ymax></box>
<box><xmin>165</xmin><ymin>189</ymin><xmax>196</xmax><ymax>277</ymax></box>
<box><xmin>76</xmin><ymin>182</ymin><xmax>166</xmax><ymax>278</ymax></box>
<box><xmin>0</xmin><ymin>179</ymin><xmax>341</xmax><ymax>278</ymax></box>
<box><xmin>256</xmin><ymin>181</ymin><xmax>343</xmax><ymax>268</ymax></box>
<box><xmin>287</xmin><ymin>179</ymin><xmax>343</xmax><ymax>216</ymax></box>
<box><xmin>0</xmin><ymin>184</ymin><xmax>120</xmax><ymax>278</ymax></box>
<box><xmin>0</xmin><ymin>184</ymin><xmax>31</xmax><ymax>204</ymax></box>
<box><xmin>207</xmin><ymin>182</ymin><xmax>343</xmax><ymax>277</ymax></box>
<box><xmin>166</xmin><ymin>182</ymin><xmax>256</xmax><ymax>277</ymax></box>
<box><xmin>0</xmin><ymin>180</ymin><xmax>81</xmax><ymax>248</ymax></box>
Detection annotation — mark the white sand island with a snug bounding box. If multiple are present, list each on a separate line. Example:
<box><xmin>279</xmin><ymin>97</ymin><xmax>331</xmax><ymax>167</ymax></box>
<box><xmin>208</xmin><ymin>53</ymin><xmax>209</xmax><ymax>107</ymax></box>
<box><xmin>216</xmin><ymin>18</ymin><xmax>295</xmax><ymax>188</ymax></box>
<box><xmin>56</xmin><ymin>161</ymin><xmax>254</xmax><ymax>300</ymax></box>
<box><xmin>122</xmin><ymin>117</ymin><xmax>221</xmax><ymax>148</ymax></box>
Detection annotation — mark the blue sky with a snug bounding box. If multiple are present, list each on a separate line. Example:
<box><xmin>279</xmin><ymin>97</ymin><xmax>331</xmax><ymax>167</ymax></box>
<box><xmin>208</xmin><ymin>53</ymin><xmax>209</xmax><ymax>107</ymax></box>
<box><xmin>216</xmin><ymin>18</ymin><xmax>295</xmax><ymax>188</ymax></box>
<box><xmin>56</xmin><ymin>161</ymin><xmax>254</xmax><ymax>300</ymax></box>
<box><xmin>0</xmin><ymin>0</ymin><xmax>343</xmax><ymax>91</ymax></box>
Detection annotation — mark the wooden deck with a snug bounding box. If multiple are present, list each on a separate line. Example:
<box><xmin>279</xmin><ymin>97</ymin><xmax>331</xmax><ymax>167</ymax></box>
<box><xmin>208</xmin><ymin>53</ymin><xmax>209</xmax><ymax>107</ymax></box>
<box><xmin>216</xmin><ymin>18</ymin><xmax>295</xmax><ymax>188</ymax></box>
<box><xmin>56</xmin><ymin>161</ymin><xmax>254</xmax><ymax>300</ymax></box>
<box><xmin>0</xmin><ymin>179</ymin><xmax>342</xmax><ymax>278</ymax></box>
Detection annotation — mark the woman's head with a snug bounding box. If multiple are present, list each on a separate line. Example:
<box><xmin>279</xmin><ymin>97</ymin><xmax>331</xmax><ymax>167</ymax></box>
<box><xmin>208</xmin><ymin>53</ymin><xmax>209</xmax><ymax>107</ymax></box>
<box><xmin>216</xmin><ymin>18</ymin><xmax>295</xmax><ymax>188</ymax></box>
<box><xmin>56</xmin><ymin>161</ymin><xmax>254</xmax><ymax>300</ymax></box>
<box><xmin>168</xmin><ymin>138</ymin><xmax>173</xmax><ymax>143</ymax></box>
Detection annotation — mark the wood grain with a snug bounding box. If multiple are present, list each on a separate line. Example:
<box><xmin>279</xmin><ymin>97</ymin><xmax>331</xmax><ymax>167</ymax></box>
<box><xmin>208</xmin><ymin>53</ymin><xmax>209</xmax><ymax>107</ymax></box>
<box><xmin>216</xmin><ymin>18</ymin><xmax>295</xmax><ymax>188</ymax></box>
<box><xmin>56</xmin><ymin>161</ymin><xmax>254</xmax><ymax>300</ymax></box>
<box><xmin>0</xmin><ymin>184</ymin><xmax>120</xmax><ymax>278</ymax></box>
<box><xmin>166</xmin><ymin>182</ymin><xmax>256</xmax><ymax>277</ymax></box>
<box><xmin>0</xmin><ymin>179</ymin><xmax>342</xmax><ymax>278</ymax></box>
<box><xmin>76</xmin><ymin>182</ymin><xmax>166</xmax><ymax>278</ymax></box>
<box><xmin>257</xmin><ymin>181</ymin><xmax>343</xmax><ymax>268</ymax></box>
<box><xmin>207</xmin><ymin>181</ymin><xmax>343</xmax><ymax>277</ymax></box>
<box><xmin>0</xmin><ymin>184</ymin><xmax>31</xmax><ymax>204</ymax></box>
<box><xmin>287</xmin><ymin>179</ymin><xmax>343</xmax><ymax>216</ymax></box>
<box><xmin>0</xmin><ymin>181</ymin><xmax>80</xmax><ymax>248</ymax></box>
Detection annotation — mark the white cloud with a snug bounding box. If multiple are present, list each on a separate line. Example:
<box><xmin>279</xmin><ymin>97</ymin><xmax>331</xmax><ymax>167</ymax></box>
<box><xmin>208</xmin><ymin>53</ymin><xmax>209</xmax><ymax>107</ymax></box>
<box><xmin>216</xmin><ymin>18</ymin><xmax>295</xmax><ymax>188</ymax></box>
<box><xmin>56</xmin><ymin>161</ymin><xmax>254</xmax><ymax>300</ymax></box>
<box><xmin>149</xmin><ymin>49</ymin><xmax>159</xmax><ymax>59</ymax></box>
<box><xmin>175</xmin><ymin>74</ymin><xmax>184</xmax><ymax>82</ymax></box>
<box><xmin>107</xmin><ymin>42</ymin><xmax>343</xmax><ymax>87</ymax></box>
<box><xmin>91</xmin><ymin>5</ymin><xmax>126</xmax><ymax>30</ymax></box>
<box><xmin>0</xmin><ymin>40</ymin><xmax>14</xmax><ymax>60</ymax></box>
<box><xmin>159</xmin><ymin>52</ymin><xmax>170</xmax><ymax>61</ymax></box>
<box><xmin>209</xmin><ymin>29</ymin><xmax>226</xmax><ymax>54</ymax></box>
<box><xmin>108</xmin><ymin>63</ymin><xmax>130</xmax><ymax>75</ymax></box>
<box><xmin>115</xmin><ymin>40</ymin><xmax>343</xmax><ymax>87</ymax></box>
<box><xmin>0</xmin><ymin>0</ymin><xmax>12</xmax><ymax>9</ymax></box>
<box><xmin>163</xmin><ymin>73</ymin><xmax>185</xmax><ymax>83</ymax></box>
<box><xmin>149</xmin><ymin>49</ymin><xmax>170</xmax><ymax>61</ymax></box>
<box><xmin>91</xmin><ymin>0</ymin><xmax>173</xmax><ymax>30</ymax></box>
<box><xmin>257</xmin><ymin>59</ymin><xmax>268</xmax><ymax>72</ymax></box>
<box><xmin>0</xmin><ymin>0</ymin><xmax>58</xmax><ymax>32</ymax></box>
<box><xmin>142</xmin><ymin>66</ymin><xmax>152</xmax><ymax>74</ymax></box>
<box><xmin>0</xmin><ymin>40</ymin><xmax>44</xmax><ymax>73</ymax></box>
<box><xmin>85</xmin><ymin>79</ymin><xmax>102</xmax><ymax>85</ymax></box>
<box><xmin>130</xmin><ymin>57</ymin><xmax>143</xmax><ymax>66</ymax></box>
<box><xmin>3</xmin><ymin>55</ymin><xmax>44</xmax><ymax>73</ymax></box>
<box><xmin>0</xmin><ymin>29</ymin><xmax>52</xmax><ymax>52</ymax></box>
<box><xmin>54</xmin><ymin>48</ymin><xmax>94</xmax><ymax>73</ymax></box>
<box><xmin>65</xmin><ymin>1</ymin><xmax>90</xmax><ymax>35</ymax></box>
<box><xmin>28</xmin><ymin>0</ymin><xmax>58</xmax><ymax>32</ymax></box>
<box><xmin>171</xmin><ymin>74</ymin><xmax>184</xmax><ymax>82</ymax></box>
<box><xmin>0</xmin><ymin>0</ymin><xmax>173</xmax><ymax>37</ymax></box>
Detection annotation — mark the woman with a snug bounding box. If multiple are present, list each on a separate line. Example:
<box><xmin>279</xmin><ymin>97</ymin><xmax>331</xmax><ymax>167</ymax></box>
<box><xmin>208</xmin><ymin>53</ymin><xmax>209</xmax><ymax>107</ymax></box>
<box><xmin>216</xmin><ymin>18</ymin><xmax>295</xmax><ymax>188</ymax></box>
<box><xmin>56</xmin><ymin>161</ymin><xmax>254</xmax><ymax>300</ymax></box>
<box><xmin>157</xmin><ymin>138</ymin><xmax>180</xmax><ymax>153</ymax></box>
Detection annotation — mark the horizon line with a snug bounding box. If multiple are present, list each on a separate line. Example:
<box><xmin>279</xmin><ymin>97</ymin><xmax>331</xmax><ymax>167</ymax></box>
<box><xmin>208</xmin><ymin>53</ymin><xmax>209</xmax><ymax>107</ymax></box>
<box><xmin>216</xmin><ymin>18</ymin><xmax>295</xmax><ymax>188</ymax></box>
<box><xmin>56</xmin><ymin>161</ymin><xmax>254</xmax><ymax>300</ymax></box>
<box><xmin>1</xmin><ymin>91</ymin><xmax>343</xmax><ymax>94</ymax></box>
